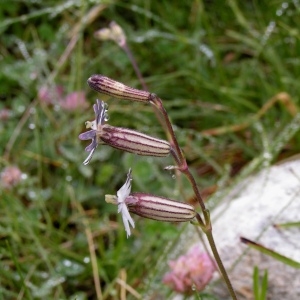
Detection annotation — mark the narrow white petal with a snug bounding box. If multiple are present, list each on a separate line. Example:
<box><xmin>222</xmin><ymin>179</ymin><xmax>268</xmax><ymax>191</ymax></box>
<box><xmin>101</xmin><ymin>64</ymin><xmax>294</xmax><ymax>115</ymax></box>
<box><xmin>83</xmin><ymin>147</ymin><xmax>96</xmax><ymax>165</ymax></box>
<box><xmin>117</xmin><ymin>169</ymin><xmax>132</xmax><ymax>203</ymax></box>
<box><xmin>118</xmin><ymin>202</ymin><xmax>135</xmax><ymax>238</ymax></box>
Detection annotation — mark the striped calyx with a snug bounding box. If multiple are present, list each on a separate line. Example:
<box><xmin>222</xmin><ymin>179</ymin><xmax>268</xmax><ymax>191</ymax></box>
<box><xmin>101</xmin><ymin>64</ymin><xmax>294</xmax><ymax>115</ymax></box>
<box><xmin>126</xmin><ymin>193</ymin><xmax>196</xmax><ymax>222</ymax></box>
<box><xmin>101</xmin><ymin>125</ymin><xmax>171</xmax><ymax>157</ymax></box>
<box><xmin>88</xmin><ymin>74</ymin><xmax>150</xmax><ymax>102</ymax></box>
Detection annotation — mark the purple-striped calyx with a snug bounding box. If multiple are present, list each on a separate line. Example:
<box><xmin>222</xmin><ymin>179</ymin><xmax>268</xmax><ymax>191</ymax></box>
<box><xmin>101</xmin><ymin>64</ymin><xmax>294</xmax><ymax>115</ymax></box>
<box><xmin>88</xmin><ymin>74</ymin><xmax>150</xmax><ymax>102</ymax></box>
<box><xmin>79</xmin><ymin>99</ymin><xmax>171</xmax><ymax>165</ymax></box>
<box><xmin>105</xmin><ymin>169</ymin><xmax>196</xmax><ymax>237</ymax></box>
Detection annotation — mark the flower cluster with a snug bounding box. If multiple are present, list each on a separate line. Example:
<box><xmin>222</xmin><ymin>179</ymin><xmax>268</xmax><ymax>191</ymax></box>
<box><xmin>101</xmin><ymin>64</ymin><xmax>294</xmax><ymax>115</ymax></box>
<box><xmin>163</xmin><ymin>244</ymin><xmax>216</xmax><ymax>294</ymax></box>
<box><xmin>0</xmin><ymin>166</ymin><xmax>23</xmax><ymax>189</ymax></box>
<box><xmin>38</xmin><ymin>85</ymin><xmax>88</xmax><ymax>111</ymax></box>
<box><xmin>79</xmin><ymin>76</ymin><xmax>198</xmax><ymax>238</ymax></box>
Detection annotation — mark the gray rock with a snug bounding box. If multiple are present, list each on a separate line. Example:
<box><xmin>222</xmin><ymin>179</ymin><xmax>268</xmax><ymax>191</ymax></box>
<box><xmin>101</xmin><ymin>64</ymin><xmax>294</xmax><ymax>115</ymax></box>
<box><xmin>208</xmin><ymin>159</ymin><xmax>300</xmax><ymax>299</ymax></box>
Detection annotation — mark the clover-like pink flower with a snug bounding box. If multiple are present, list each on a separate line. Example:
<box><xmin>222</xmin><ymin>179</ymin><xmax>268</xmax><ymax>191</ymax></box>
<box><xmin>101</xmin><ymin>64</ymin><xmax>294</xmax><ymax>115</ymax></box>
<box><xmin>1</xmin><ymin>166</ymin><xmax>23</xmax><ymax>189</ymax></box>
<box><xmin>60</xmin><ymin>91</ymin><xmax>88</xmax><ymax>111</ymax></box>
<box><xmin>163</xmin><ymin>244</ymin><xmax>216</xmax><ymax>294</ymax></box>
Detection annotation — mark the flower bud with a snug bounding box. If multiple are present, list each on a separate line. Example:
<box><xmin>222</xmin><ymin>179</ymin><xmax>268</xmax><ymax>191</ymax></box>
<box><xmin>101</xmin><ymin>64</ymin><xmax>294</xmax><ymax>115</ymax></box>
<box><xmin>126</xmin><ymin>193</ymin><xmax>196</xmax><ymax>222</ymax></box>
<box><xmin>87</xmin><ymin>74</ymin><xmax>150</xmax><ymax>102</ymax></box>
<box><xmin>101</xmin><ymin>125</ymin><xmax>171</xmax><ymax>157</ymax></box>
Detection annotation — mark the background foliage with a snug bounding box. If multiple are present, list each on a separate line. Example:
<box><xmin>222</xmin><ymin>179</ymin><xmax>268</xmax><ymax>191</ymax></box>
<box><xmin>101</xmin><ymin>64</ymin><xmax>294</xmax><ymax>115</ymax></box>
<box><xmin>1</xmin><ymin>0</ymin><xmax>300</xmax><ymax>299</ymax></box>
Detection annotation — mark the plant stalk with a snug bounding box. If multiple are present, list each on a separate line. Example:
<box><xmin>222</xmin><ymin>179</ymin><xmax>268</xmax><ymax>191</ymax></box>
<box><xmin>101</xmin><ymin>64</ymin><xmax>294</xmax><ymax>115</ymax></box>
<box><xmin>150</xmin><ymin>93</ymin><xmax>237</xmax><ymax>299</ymax></box>
<box><xmin>205</xmin><ymin>229</ymin><xmax>237</xmax><ymax>300</ymax></box>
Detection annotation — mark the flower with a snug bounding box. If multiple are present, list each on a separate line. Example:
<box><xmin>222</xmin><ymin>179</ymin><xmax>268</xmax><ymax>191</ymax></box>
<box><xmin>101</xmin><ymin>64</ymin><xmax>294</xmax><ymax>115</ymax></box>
<box><xmin>87</xmin><ymin>75</ymin><xmax>150</xmax><ymax>102</ymax></box>
<box><xmin>78</xmin><ymin>99</ymin><xmax>171</xmax><ymax>165</ymax></box>
<box><xmin>0</xmin><ymin>166</ymin><xmax>22</xmax><ymax>189</ymax></box>
<box><xmin>116</xmin><ymin>168</ymin><xmax>135</xmax><ymax>238</ymax></box>
<box><xmin>78</xmin><ymin>99</ymin><xmax>107</xmax><ymax>165</ymax></box>
<box><xmin>105</xmin><ymin>170</ymin><xmax>197</xmax><ymax>237</ymax></box>
<box><xmin>38</xmin><ymin>86</ymin><xmax>87</xmax><ymax>111</ymax></box>
<box><xmin>60</xmin><ymin>91</ymin><xmax>88</xmax><ymax>111</ymax></box>
<box><xmin>163</xmin><ymin>244</ymin><xmax>216</xmax><ymax>294</ymax></box>
<box><xmin>0</xmin><ymin>108</ymin><xmax>11</xmax><ymax>121</ymax></box>
<box><xmin>94</xmin><ymin>21</ymin><xmax>126</xmax><ymax>48</ymax></box>
<box><xmin>38</xmin><ymin>85</ymin><xmax>64</xmax><ymax>105</ymax></box>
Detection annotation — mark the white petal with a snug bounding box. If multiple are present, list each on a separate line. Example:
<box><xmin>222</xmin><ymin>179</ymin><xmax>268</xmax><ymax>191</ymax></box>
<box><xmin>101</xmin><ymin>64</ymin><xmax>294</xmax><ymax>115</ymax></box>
<box><xmin>118</xmin><ymin>202</ymin><xmax>135</xmax><ymax>238</ymax></box>
<box><xmin>117</xmin><ymin>169</ymin><xmax>132</xmax><ymax>203</ymax></box>
<box><xmin>83</xmin><ymin>146</ymin><xmax>97</xmax><ymax>165</ymax></box>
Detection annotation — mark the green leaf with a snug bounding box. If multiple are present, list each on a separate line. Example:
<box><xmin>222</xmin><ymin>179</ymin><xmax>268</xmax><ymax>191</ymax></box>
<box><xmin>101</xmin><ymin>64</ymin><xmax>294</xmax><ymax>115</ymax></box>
<box><xmin>241</xmin><ymin>237</ymin><xmax>300</xmax><ymax>269</ymax></box>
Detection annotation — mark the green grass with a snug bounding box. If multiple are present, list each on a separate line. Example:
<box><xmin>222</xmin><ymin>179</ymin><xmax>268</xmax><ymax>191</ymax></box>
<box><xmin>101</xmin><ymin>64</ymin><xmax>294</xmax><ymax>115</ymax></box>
<box><xmin>1</xmin><ymin>0</ymin><xmax>300</xmax><ymax>299</ymax></box>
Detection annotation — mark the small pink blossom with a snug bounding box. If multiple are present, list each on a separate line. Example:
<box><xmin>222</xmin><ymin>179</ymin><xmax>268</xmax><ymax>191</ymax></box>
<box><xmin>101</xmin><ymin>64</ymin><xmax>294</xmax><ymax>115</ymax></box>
<box><xmin>163</xmin><ymin>244</ymin><xmax>216</xmax><ymax>294</ymax></box>
<box><xmin>1</xmin><ymin>166</ymin><xmax>22</xmax><ymax>189</ymax></box>
<box><xmin>38</xmin><ymin>85</ymin><xmax>64</xmax><ymax>105</ymax></box>
<box><xmin>0</xmin><ymin>108</ymin><xmax>11</xmax><ymax>121</ymax></box>
<box><xmin>60</xmin><ymin>91</ymin><xmax>88</xmax><ymax>111</ymax></box>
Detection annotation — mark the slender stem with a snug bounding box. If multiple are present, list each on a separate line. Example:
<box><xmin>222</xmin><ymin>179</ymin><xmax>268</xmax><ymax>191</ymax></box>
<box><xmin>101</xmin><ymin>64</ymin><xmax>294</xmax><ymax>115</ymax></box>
<box><xmin>182</xmin><ymin>168</ymin><xmax>206</xmax><ymax>212</ymax></box>
<box><xmin>121</xmin><ymin>43</ymin><xmax>172</xmax><ymax>137</ymax></box>
<box><xmin>205</xmin><ymin>230</ymin><xmax>237</xmax><ymax>300</ymax></box>
<box><xmin>149</xmin><ymin>94</ymin><xmax>206</xmax><ymax>212</ymax></box>
<box><xmin>149</xmin><ymin>93</ymin><xmax>237</xmax><ymax>299</ymax></box>
<box><xmin>149</xmin><ymin>94</ymin><xmax>185</xmax><ymax>166</ymax></box>
<box><xmin>122</xmin><ymin>44</ymin><xmax>148</xmax><ymax>91</ymax></box>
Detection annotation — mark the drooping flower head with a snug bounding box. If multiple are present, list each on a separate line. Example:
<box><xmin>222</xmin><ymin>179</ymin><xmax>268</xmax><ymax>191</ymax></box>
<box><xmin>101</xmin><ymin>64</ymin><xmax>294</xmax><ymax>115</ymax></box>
<box><xmin>79</xmin><ymin>100</ymin><xmax>171</xmax><ymax>165</ymax></box>
<box><xmin>78</xmin><ymin>99</ymin><xmax>108</xmax><ymax>165</ymax></box>
<box><xmin>105</xmin><ymin>169</ymin><xmax>197</xmax><ymax>238</ymax></box>
<box><xmin>163</xmin><ymin>244</ymin><xmax>216</xmax><ymax>294</ymax></box>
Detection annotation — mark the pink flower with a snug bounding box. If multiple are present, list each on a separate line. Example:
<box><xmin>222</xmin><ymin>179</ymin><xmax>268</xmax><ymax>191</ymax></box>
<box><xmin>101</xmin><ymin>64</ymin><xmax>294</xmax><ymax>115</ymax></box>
<box><xmin>1</xmin><ymin>166</ymin><xmax>22</xmax><ymax>189</ymax></box>
<box><xmin>38</xmin><ymin>85</ymin><xmax>64</xmax><ymax>105</ymax></box>
<box><xmin>0</xmin><ymin>108</ymin><xmax>11</xmax><ymax>121</ymax></box>
<box><xmin>60</xmin><ymin>91</ymin><xmax>88</xmax><ymax>111</ymax></box>
<box><xmin>163</xmin><ymin>244</ymin><xmax>216</xmax><ymax>294</ymax></box>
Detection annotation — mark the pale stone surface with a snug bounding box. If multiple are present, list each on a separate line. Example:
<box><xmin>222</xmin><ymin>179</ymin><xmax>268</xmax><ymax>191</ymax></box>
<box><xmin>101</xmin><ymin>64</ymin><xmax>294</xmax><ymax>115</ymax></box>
<box><xmin>208</xmin><ymin>159</ymin><xmax>300</xmax><ymax>299</ymax></box>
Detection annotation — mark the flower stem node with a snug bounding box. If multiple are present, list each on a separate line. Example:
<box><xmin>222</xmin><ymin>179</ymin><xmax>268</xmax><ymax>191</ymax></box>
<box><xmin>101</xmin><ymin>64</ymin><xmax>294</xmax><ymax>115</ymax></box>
<box><xmin>87</xmin><ymin>74</ymin><xmax>150</xmax><ymax>102</ymax></box>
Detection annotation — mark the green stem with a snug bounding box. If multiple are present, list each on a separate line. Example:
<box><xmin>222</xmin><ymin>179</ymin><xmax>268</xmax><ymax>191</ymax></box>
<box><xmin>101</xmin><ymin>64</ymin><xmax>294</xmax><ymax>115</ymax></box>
<box><xmin>150</xmin><ymin>94</ymin><xmax>237</xmax><ymax>299</ymax></box>
<box><xmin>205</xmin><ymin>229</ymin><xmax>237</xmax><ymax>300</ymax></box>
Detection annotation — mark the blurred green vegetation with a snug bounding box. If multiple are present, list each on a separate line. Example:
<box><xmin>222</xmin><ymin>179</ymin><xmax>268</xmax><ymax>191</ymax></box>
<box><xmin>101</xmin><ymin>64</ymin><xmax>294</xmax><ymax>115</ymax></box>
<box><xmin>0</xmin><ymin>0</ymin><xmax>300</xmax><ymax>299</ymax></box>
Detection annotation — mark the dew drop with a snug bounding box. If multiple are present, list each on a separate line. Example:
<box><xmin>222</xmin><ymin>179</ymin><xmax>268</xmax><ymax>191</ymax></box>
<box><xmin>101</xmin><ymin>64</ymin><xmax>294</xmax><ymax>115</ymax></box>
<box><xmin>28</xmin><ymin>123</ymin><xmax>36</xmax><ymax>130</ymax></box>
<box><xmin>83</xmin><ymin>257</ymin><xmax>90</xmax><ymax>264</ymax></box>
<box><xmin>29</xmin><ymin>107</ymin><xmax>36</xmax><ymax>114</ymax></box>
<box><xmin>21</xmin><ymin>173</ymin><xmax>28</xmax><ymax>180</ymax></box>
<box><xmin>66</xmin><ymin>175</ymin><xmax>72</xmax><ymax>182</ymax></box>
<box><xmin>276</xmin><ymin>9</ymin><xmax>282</xmax><ymax>16</ymax></box>
<box><xmin>63</xmin><ymin>259</ymin><xmax>72</xmax><ymax>267</ymax></box>
<box><xmin>17</xmin><ymin>105</ymin><xmax>25</xmax><ymax>113</ymax></box>
<box><xmin>28</xmin><ymin>190</ymin><xmax>36</xmax><ymax>199</ymax></box>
